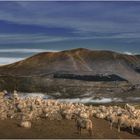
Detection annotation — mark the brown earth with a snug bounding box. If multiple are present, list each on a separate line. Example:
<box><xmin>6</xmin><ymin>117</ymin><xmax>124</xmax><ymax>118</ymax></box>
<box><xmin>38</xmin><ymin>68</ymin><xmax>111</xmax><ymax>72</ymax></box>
<box><xmin>0</xmin><ymin>117</ymin><xmax>140</xmax><ymax>139</ymax></box>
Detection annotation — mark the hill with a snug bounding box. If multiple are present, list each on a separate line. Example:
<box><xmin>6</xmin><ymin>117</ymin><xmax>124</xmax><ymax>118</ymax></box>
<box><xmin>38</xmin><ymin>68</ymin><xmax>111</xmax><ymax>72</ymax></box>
<box><xmin>0</xmin><ymin>48</ymin><xmax>140</xmax><ymax>97</ymax></box>
<box><xmin>0</xmin><ymin>48</ymin><xmax>140</xmax><ymax>82</ymax></box>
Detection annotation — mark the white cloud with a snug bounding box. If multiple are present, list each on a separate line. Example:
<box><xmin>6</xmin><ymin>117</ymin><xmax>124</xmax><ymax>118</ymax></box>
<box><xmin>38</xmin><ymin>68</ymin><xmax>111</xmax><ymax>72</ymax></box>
<box><xmin>0</xmin><ymin>57</ymin><xmax>24</xmax><ymax>65</ymax></box>
<box><xmin>0</xmin><ymin>48</ymin><xmax>59</xmax><ymax>53</ymax></box>
<box><xmin>0</xmin><ymin>48</ymin><xmax>60</xmax><ymax>65</ymax></box>
<box><xmin>0</xmin><ymin>49</ymin><xmax>60</xmax><ymax>65</ymax></box>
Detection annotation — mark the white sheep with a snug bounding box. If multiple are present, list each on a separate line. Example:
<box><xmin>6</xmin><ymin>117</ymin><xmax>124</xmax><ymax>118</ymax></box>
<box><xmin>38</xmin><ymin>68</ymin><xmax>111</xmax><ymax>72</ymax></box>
<box><xmin>75</xmin><ymin>114</ymin><xmax>93</xmax><ymax>136</ymax></box>
<box><xmin>20</xmin><ymin>121</ymin><xmax>32</xmax><ymax>128</ymax></box>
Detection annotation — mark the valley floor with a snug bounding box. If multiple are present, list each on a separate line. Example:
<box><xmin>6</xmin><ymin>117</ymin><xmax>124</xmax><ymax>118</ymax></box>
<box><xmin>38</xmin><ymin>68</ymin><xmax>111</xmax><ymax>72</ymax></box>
<box><xmin>0</xmin><ymin>117</ymin><xmax>140</xmax><ymax>139</ymax></box>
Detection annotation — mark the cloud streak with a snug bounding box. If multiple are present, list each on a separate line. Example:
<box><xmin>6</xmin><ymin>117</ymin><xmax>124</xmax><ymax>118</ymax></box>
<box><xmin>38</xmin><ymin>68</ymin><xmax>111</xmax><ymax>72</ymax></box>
<box><xmin>0</xmin><ymin>34</ymin><xmax>70</xmax><ymax>44</ymax></box>
<box><xmin>1</xmin><ymin>32</ymin><xmax>140</xmax><ymax>45</ymax></box>
<box><xmin>0</xmin><ymin>48</ymin><xmax>59</xmax><ymax>53</ymax></box>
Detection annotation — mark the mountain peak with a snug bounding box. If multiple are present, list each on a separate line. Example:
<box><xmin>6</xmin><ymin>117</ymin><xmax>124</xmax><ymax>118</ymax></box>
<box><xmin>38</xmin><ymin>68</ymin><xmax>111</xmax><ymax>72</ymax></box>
<box><xmin>62</xmin><ymin>48</ymin><xmax>89</xmax><ymax>53</ymax></box>
<box><xmin>0</xmin><ymin>48</ymin><xmax>140</xmax><ymax>83</ymax></box>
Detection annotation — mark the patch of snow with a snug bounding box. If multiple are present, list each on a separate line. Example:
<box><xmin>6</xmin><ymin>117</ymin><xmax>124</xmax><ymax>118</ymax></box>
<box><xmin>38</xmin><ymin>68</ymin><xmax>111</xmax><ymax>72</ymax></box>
<box><xmin>17</xmin><ymin>93</ymin><xmax>140</xmax><ymax>104</ymax></box>
<box><xmin>90</xmin><ymin>98</ymin><xmax>112</xmax><ymax>103</ymax></box>
<box><xmin>19</xmin><ymin>93</ymin><xmax>46</xmax><ymax>98</ymax></box>
<box><xmin>57</xmin><ymin>97</ymin><xmax>112</xmax><ymax>103</ymax></box>
<box><xmin>123</xmin><ymin>52</ymin><xmax>134</xmax><ymax>55</ymax></box>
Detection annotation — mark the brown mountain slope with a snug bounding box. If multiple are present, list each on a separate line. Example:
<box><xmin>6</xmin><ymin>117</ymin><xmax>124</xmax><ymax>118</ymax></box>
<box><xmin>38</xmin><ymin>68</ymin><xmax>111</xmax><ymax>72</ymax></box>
<box><xmin>0</xmin><ymin>48</ymin><xmax>140</xmax><ymax>83</ymax></box>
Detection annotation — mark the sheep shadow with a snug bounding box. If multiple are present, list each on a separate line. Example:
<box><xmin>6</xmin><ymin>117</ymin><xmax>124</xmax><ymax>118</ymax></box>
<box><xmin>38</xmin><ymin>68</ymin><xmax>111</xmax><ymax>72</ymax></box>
<box><xmin>109</xmin><ymin>122</ymin><xmax>140</xmax><ymax>137</ymax></box>
<box><xmin>119</xmin><ymin>127</ymin><xmax>140</xmax><ymax>137</ymax></box>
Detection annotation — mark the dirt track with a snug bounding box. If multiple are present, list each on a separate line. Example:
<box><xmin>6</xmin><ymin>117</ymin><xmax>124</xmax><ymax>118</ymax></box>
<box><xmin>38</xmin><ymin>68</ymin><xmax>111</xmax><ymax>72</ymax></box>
<box><xmin>0</xmin><ymin>117</ymin><xmax>140</xmax><ymax>139</ymax></box>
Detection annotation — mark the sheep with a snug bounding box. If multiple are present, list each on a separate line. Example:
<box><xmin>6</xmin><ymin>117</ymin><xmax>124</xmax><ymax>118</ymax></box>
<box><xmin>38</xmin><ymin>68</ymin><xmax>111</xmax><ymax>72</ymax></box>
<box><xmin>108</xmin><ymin>112</ymin><xmax>121</xmax><ymax>131</ymax></box>
<box><xmin>46</xmin><ymin>110</ymin><xmax>62</xmax><ymax>121</ymax></box>
<box><xmin>107</xmin><ymin>108</ymin><xmax>138</xmax><ymax>133</ymax></box>
<box><xmin>120</xmin><ymin>118</ymin><xmax>140</xmax><ymax>133</ymax></box>
<box><xmin>75</xmin><ymin>115</ymin><xmax>93</xmax><ymax>136</ymax></box>
<box><xmin>0</xmin><ymin>112</ymin><xmax>7</xmax><ymax>120</ymax></box>
<box><xmin>125</xmin><ymin>103</ymin><xmax>135</xmax><ymax>114</ymax></box>
<box><xmin>13</xmin><ymin>90</ymin><xmax>20</xmax><ymax>100</ymax></box>
<box><xmin>60</xmin><ymin>109</ymin><xmax>74</xmax><ymax>120</ymax></box>
<box><xmin>79</xmin><ymin>111</ymin><xmax>89</xmax><ymax>119</ymax></box>
<box><xmin>129</xmin><ymin>109</ymin><xmax>140</xmax><ymax>119</ymax></box>
<box><xmin>20</xmin><ymin>120</ymin><xmax>32</xmax><ymax>128</ymax></box>
<box><xmin>117</xmin><ymin>114</ymin><xmax>130</xmax><ymax>132</ymax></box>
<box><xmin>21</xmin><ymin>111</ymin><xmax>34</xmax><ymax>121</ymax></box>
<box><xmin>1</xmin><ymin>90</ymin><xmax>140</xmax><ymax>136</ymax></box>
<box><xmin>117</xmin><ymin>116</ymin><xmax>140</xmax><ymax>134</ymax></box>
<box><xmin>7</xmin><ymin>110</ymin><xmax>15</xmax><ymax>119</ymax></box>
<box><xmin>0</xmin><ymin>92</ymin><xmax>5</xmax><ymax>98</ymax></box>
<box><xmin>99</xmin><ymin>105</ymin><xmax>107</xmax><ymax>112</ymax></box>
<box><xmin>35</xmin><ymin>97</ymin><xmax>43</xmax><ymax>106</ymax></box>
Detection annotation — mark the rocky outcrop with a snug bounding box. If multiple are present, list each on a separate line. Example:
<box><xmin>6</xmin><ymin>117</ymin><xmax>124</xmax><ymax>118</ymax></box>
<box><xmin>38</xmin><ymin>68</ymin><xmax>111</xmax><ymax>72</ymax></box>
<box><xmin>0</xmin><ymin>74</ymin><xmax>133</xmax><ymax>98</ymax></box>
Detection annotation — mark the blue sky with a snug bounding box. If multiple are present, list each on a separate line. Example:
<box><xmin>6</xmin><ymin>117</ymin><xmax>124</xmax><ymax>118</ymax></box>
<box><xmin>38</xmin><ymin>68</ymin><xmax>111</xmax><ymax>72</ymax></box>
<box><xmin>0</xmin><ymin>1</ymin><xmax>140</xmax><ymax>64</ymax></box>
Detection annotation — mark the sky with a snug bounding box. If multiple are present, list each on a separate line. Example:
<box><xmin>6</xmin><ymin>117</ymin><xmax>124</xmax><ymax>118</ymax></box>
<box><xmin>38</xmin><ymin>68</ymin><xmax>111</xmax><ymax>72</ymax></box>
<box><xmin>0</xmin><ymin>1</ymin><xmax>140</xmax><ymax>64</ymax></box>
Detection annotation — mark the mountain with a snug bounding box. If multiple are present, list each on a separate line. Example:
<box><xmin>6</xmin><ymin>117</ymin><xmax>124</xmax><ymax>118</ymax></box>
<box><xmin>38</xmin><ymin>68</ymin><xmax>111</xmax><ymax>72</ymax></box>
<box><xmin>0</xmin><ymin>48</ymin><xmax>140</xmax><ymax>97</ymax></box>
<box><xmin>0</xmin><ymin>48</ymin><xmax>140</xmax><ymax>82</ymax></box>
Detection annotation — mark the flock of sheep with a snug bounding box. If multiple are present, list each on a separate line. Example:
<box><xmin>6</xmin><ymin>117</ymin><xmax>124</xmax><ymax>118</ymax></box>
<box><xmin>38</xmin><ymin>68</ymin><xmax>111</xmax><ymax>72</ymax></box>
<box><xmin>0</xmin><ymin>90</ymin><xmax>140</xmax><ymax>136</ymax></box>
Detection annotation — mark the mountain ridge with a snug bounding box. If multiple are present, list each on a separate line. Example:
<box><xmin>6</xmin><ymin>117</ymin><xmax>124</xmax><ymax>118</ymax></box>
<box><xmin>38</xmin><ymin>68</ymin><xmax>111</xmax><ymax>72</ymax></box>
<box><xmin>0</xmin><ymin>48</ymin><xmax>140</xmax><ymax>83</ymax></box>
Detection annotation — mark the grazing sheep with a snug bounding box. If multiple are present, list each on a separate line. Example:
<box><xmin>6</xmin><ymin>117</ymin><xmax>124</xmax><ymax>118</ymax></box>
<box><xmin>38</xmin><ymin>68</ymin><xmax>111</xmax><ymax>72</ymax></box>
<box><xmin>120</xmin><ymin>118</ymin><xmax>140</xmax><ymax>133</ymax></box>
<box><xmin>79</xmin><ymin>111</ymin><xmax>89</xmax><ymax>119</ymax></box>
<box><xmin>75</xmin><ymin>115</ymin><xmax>93</xmax><ymax>136</ymax></box>
<box><xmin>20</xmin><ymin>121</ymin><xmax>32</xmax><ymax>128</ymax></box>
<box><xmin>61</xmin><ymin>109</ymin><xmax>73</xmax><ymax>120</ymax></box>
<box><xmin>108</xmin><ymin>113</ymin><xmax>120</xmax><ymax>131</ymax></box>
<box><xmin>125</xmin><ymin>103</ymin><xmax>135</xmax><ymax>113</ymax></box>
<box><xmin>46</xmin><ymin>110</ymin><xmax>62</xmax><ymax>121</ymax></box>
<box><xmin>108</xmin><ymin>108</ymin><xmax>138</xmax><ymax>133</ymax></box>
<box><xmin>0</xmin><ymin>92</ymin><xmax>5</xmax><ymax>98</ymax></box>
<box><xmin>21</xmin><ymin>111</ymin><xmax>34</xmax><ymax>121</ymax></box>
<box><xmin>95</xmin><ymin>112</ymin><xmax>107</xmax><ymax>119</ymax></box>
<box><xmin>0</xmin><ymin>112</ymin><xmax>7</xmax><ymax>120</ymax></box>
<box><xmin>1</xmin><ymin>89</ymin><xmax>140</xmax><ymax>136</ymax></box>
<box><xmin>131</xmin><ymin>109</ymin><xmax>140</xmax><ymax>119</ymax></box>
<box><xmin>13</xmin><ymin>90</ymin><xmax>20</xmax><ymax>100</ymax></box>
<box><xmin>117</xmin><ymin>114</ymin><xmax>130</xmax><ymax>132</ymax></box>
